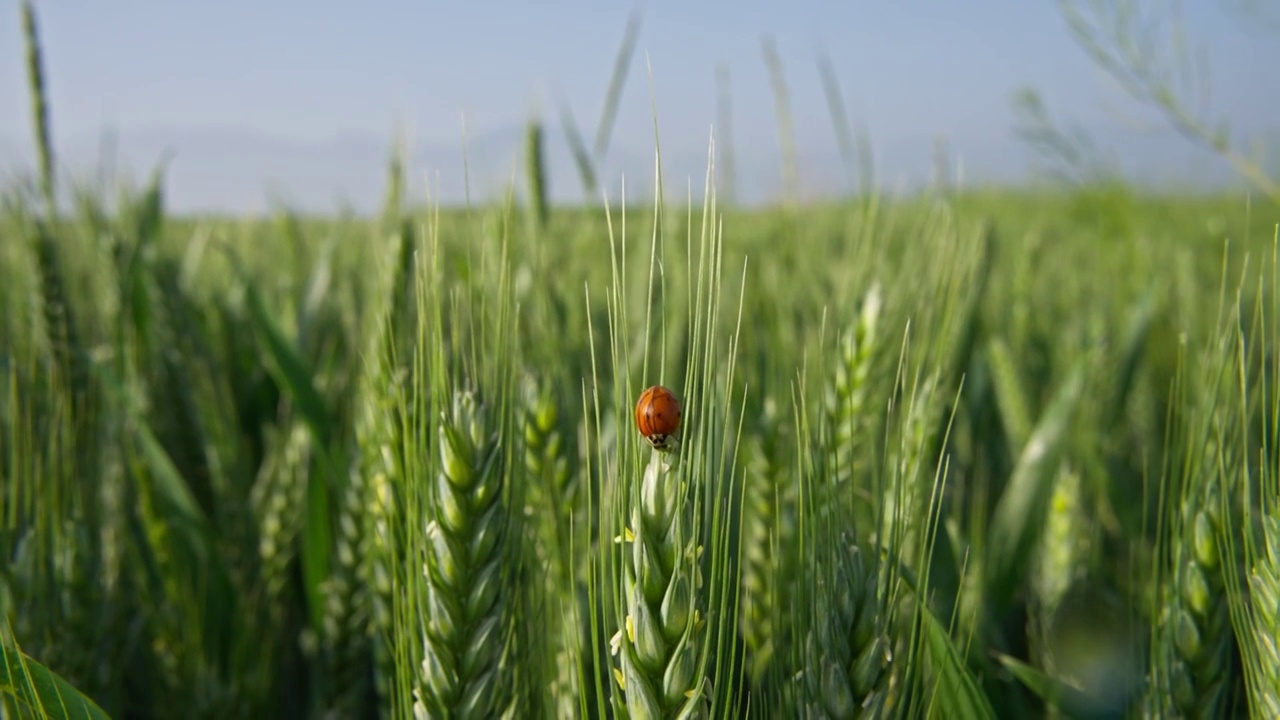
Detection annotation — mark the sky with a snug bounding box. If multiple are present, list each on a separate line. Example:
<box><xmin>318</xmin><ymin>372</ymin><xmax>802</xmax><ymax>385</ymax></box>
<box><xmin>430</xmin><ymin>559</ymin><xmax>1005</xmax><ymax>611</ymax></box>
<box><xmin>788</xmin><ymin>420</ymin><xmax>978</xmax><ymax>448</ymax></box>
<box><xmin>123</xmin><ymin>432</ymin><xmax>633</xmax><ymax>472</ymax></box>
<box><xmin>0</xmin><ymin>0</ymin><xmax>1276</xmax><ymax>213</ymax></box>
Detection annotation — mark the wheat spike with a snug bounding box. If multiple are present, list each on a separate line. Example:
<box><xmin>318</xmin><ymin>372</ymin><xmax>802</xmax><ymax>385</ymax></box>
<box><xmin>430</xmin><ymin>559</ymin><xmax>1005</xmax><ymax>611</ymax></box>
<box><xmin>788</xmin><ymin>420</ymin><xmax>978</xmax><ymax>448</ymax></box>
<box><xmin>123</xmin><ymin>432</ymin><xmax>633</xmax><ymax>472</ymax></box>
<box><xmin>1147</xmin><ymin>494</ymin><xmax>1242</xmax><ymax>717</ymax></box>
<box><xmin>826</xmin><ymin>284</ymin><xmax>882</xmax><ymax>487</ymax></box>
<box><xmin>1035</xmin><ymin>465</ymin><xmax>1087</xmax><ymax>622</ymax></box>
<box><xmin>1245</xmin><ymin>514</ymin><xmax>1279</xmax><ymax>715</ymax></box>
<box><xmin>823</xmin><ymin>283</ymin><xmax>884</xmax><ymax>540</ymax></box>
<box><xmin>611</xmin><ymin>449</ymin><xmax>708</xmax><ymax>718</ymax></box>
<box><xmin>795</xmin><ymin>534</ymin><xmax>892</xmax><ymax>719</ymax></box>
<box><xmin>739</xmin><ymin>398</ymin><xmax>794</xmax><ymax>684</ymax></box>
<box><xmin>520</xmin><ymin>377</ymin><xmax>582</xmax><ymax>716</ymax></box>
<box><xmin>413</xmin><ymin>389</ymin><xmax>516</xmax><ymax>720</ymax></box>
<box><xmin>881</xmin><ymin>373</ymin><xmax>937</xmax><ymax>564</ymax></box>
<box><xmin>317</xmin><ymin>465</ymin><xmax>374</xmax><ymax>717</ymax></box>
<box><xmin>252</xmin><ymin>422</ymin><xmax>310</xmax><ymax>606</ymax></box>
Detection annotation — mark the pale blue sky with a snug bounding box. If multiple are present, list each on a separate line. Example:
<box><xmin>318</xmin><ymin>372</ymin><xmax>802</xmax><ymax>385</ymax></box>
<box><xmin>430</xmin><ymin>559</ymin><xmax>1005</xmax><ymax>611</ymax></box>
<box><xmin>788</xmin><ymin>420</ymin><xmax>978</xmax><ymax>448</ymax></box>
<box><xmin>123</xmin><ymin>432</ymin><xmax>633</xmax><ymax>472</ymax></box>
<box><xmin>0</xmin><ymin>1</ymin><xmax>1275</xmax><ymax>212</ymax></box>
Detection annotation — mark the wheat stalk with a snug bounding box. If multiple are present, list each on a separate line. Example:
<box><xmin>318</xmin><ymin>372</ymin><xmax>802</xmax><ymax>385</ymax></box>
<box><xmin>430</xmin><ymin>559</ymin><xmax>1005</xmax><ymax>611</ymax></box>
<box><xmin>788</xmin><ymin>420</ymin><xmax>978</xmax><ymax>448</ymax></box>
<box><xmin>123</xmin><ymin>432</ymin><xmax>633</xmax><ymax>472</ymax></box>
<box><xmin>355</xmin><ymin>215</ymin><xmax>417</xmax><ymax>716</ymax></box>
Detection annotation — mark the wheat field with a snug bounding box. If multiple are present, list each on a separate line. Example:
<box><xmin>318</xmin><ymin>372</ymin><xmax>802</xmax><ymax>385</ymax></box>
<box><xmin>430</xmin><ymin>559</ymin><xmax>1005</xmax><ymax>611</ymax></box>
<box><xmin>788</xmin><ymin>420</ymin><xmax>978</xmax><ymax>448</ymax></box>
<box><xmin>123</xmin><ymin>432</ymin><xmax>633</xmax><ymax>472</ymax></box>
<box><xmin>2</xmin><ymin>3</ymin><xmax>1279</xmax><ymax>719</ymax></box>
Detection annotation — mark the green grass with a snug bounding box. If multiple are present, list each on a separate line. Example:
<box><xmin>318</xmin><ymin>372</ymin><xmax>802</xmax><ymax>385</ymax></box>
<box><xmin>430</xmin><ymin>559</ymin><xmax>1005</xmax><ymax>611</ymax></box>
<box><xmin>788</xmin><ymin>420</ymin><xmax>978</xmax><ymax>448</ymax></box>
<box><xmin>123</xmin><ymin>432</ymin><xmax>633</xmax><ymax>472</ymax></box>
<box><xmin>4</xmin><ymin>2</ymin><xmax>1280</xmax><ymax>718</ymax></box>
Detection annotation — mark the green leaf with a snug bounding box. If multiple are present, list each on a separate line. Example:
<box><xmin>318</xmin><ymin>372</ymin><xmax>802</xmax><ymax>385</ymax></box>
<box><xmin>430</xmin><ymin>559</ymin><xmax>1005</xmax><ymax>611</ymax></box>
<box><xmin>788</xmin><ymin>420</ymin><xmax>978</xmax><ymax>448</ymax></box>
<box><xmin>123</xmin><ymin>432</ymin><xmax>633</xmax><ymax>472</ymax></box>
<box><xmin>94</xmin><ymin>362</ymin><xmax>208</xmax><ymax>534</ymax></box>
<box><xmin>993</xmin><ymin>652</ymin><xmax>1119</xmax><ymax>719</ymax></box>
<box><xmin>0</xmin><ymin>634</ymin><xmax>111</xmax><ymax>720</ymax></box>
<box><xmin>985</xmin><ymin>358</ymin><xmax>1086</xmax><ymax>614</ymax></box>
<box><xmin>242</xmin><ymin>277</ymin><xmax>331</xmax><ymax>441</ymax></box>
<box><xmin>301</xmin><ymin>447</ymin><xmax>334</xmax><ymax>638</ymax></box>
<box><xmin>920</xmin><ymin>604</ymin><xmax>997</xmax><ymax>720</ymax></box>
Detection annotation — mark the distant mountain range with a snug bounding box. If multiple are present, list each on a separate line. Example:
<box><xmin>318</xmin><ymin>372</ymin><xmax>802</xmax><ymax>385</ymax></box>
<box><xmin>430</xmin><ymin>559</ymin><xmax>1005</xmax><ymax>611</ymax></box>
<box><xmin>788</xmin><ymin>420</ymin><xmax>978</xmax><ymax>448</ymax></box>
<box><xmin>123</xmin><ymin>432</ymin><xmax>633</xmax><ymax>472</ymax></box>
<box><xmin>0</xmin><ymin>120</ymin><xmax>1264</xmax><ymax>215</ymax></box>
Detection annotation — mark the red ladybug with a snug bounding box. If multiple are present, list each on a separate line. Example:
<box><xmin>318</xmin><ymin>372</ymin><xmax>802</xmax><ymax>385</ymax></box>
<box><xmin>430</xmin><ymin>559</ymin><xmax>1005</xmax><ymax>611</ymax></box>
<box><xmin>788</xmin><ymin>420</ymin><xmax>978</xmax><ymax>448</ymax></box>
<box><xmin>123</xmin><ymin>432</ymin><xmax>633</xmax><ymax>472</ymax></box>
<box><xmin>635</xmin><ymin>385</ymin><xmax>682</xmax><ymax>450</ymax></box>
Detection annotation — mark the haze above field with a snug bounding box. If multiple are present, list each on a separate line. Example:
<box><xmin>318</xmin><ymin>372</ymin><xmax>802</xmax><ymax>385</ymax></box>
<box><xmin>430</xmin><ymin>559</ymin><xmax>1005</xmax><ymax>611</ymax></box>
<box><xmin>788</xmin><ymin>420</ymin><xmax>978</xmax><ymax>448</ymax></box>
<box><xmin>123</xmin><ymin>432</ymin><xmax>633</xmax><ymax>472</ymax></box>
<box><xmin>0</xmin><ymin>0</ymin><xmax>1277</xmax><ymax>214</ymax></box>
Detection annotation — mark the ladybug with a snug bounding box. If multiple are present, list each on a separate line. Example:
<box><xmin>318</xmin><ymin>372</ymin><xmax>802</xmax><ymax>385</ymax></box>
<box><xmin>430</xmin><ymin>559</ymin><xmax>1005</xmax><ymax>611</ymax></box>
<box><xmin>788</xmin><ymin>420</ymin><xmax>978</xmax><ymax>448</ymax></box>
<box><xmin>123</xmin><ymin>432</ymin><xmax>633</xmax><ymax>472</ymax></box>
<box><xmin>635</xmin><ymin>385</ymin><xmax>682</xmax><ymax>450</ymax></box>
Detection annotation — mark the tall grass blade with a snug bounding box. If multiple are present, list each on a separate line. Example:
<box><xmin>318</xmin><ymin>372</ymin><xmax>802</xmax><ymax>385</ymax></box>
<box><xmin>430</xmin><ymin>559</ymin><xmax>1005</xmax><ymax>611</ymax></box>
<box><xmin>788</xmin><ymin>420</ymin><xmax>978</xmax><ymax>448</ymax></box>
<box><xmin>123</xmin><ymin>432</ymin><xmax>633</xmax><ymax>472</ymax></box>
<box><xmin>986</xmin><ymin>358</ymin><xmax>1086</xmax><ymax>615</ymax></box>
<box><xmin>993</xmin><ymin>651</ymin><xmax>1119</xmax><ymax>719</ymax></box>
<box><xmin>919</xmin><ymin>603</ymin><xmax>997</xmax><ymax>720</ymax></box>
<box><xmin>0</xmin><ymin>626</ymin><xmax>111</xmax><ymax>720</ymax></box>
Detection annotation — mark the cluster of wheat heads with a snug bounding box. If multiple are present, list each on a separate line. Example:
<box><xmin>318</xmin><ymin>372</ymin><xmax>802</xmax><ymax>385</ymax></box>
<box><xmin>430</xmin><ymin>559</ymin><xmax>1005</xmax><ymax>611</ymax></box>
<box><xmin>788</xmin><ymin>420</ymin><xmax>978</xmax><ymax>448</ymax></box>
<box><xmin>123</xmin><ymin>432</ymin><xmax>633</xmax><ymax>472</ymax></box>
<box><xmin>10</xmin><ymin>156</ymin><xmax>1279</xmax><ymax>719</ymax></box>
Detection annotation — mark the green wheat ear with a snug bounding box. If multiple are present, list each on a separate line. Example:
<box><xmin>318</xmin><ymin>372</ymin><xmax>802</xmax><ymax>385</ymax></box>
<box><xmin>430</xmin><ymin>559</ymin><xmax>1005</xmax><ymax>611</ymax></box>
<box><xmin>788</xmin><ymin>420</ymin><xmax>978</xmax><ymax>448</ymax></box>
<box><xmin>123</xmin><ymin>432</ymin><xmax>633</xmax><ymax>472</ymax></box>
<box><xmin>739</xmin><ymin>397</ymin><xmax>795</xmax><ymax>684</ymax></box>
<box><xmin>611</xmin><ymin>448</ymin><xmax>708</xmax><ymax>719</ymax></box>
<box><xmin>1244</xmin><ymin>514</ymin><xmax>1279</xmax><ymax>715</ymax></box>
<box><xmin>795</xmin><ymin>534</ymin><xmax>893</xmax><ymax>719</ymax></box>
<box><xmin>522</xmin><ymin>374</ymin><xmax>576</xmax><ymax>579</ymax></box>
<box><xmin>413</xmin><ymin>389</ymin><xmax>518</xmax><ymax>720</ymax></box>
<box><xmin>881</xmin><ymin>372</ymin><xmax>938</xmax><ymax>565</ymax></box>
<box><xmin>317</xmin><ymin>463</ymin><xmax>375</xmax><ymax>715</ymax></box>
<box><xmin>519</xmin><ymin>375</ymin><xmax>583</xmax><ymax>717</ymax></box>
<box><xmin>823</xmin><ymin>282</ymin><xmax>883</xmax><ymax>535</ymax></box>
<box><xmin>1147</xmin><ymin>484</ymin><xmax>1242</xmax><ymax>717</ymax></box>
<box><xmin>1034</xmin><ymin>465</ymin><xmax>1088</xmax><ymax>623</ymax></box>
<box><xmin>251</xmin><ymin>422</ymin><xmax>310</xmax><ymax>607</ymax></box>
